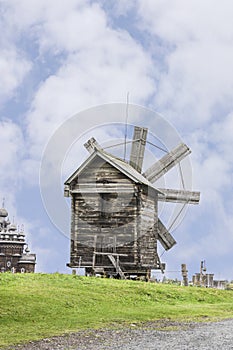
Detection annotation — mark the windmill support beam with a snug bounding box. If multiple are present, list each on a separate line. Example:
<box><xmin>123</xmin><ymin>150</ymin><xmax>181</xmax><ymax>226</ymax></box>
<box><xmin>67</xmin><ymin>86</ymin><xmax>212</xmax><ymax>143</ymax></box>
<box><xmin>158</xmin><ymin>219</ymin><xmax>176</xmax><ymax>251</ymax></box>
<box><xmin>143</xmin><ymin>143</ymin><xmax>191</xmax><ymax>183</ymax></box>
<box><xmin>129</xmin><ymin>126</ymin><xmax>148</xmax><ymax>173</ymax></box>
<box><xmin>158</xmin><ymin>189</ymin><xmax>200</xmax><ymax>204</ymax></box>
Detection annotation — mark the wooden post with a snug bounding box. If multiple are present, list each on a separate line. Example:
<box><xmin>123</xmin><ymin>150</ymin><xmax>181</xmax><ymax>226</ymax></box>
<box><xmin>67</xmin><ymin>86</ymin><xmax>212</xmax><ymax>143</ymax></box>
<box><xmin>200</xmin><ymin>260</ymin><xmax>206</xmax><ymax>287</ymax></box>
<box><xmin>181</xmin><ymin>264</ymin><xmax>188</xmax><ymax>286</ymax></box>
<box><xmin>92</xmin><ymin>235</ymin><xmax>97</xmax><ymax>269</ymax></box>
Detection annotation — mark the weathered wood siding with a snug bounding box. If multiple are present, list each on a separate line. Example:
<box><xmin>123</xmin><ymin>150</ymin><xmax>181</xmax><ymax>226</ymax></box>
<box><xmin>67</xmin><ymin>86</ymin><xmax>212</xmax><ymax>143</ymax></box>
<box><xmin>137</xmin><ymin>189</ymin><xmax>158</xmax><ymax>267</ymax></box>
<box><xmin>69</xmin><ymin>155</ymin><xmax>158</xmax><ymax>271</ymax></box>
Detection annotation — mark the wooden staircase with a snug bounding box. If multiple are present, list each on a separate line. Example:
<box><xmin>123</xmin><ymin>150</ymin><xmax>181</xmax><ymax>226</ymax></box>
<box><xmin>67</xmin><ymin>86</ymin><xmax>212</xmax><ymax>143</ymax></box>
<box><xmin>107</xmin><ymin>254</ymin><xmax>126</xmax><ymax>279</ymax></box>
<box><xmin>92</xmin><ymin>252</ymin><xmax>127</xmax><ymax>279</ymax></box>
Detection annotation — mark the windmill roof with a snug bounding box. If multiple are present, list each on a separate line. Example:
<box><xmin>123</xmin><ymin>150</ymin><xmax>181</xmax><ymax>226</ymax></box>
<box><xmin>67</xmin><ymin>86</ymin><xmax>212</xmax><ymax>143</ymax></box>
<box><xmin>64</xmin><ymin>149</ymin><xmax>162</xmax><ymax>194</ymax></box>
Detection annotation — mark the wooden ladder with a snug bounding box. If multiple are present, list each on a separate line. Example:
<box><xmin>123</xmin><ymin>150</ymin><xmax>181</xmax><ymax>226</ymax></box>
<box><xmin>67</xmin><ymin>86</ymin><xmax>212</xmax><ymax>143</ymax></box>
<box><xmin>107</xmin><ymin>254</ymin><xmax>126</xmax><ymax>279</ymax></box>
<box><xmin>92</xmin><ymin>252</ymin><xmax>128</xmax><ymax>279</ymax></box>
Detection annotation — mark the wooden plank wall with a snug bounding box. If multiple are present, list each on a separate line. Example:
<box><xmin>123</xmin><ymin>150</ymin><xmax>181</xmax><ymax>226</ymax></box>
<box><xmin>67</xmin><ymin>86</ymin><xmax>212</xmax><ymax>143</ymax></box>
<box><xmin>69</xmin><ymin>156</ymin><xmax>159</xmax><ymax>271</ymax></box>
<box><xmin>137</xmin><ymin>190</ymin><xmax>158</xmax><ymax>267</ymax></box>
<box><xmin>70</xmin><ymin>156</ymin><xmax>138</xmax><ymax>267</ymax></box>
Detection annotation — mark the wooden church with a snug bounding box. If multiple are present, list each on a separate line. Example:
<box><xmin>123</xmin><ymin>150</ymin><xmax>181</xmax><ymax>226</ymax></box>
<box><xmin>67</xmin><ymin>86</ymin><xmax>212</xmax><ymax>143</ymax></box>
<box><xmin>64</xmin><ymin>126</ymin><xmax>200</xmax><ymax>279</ymax></box>
<box><xmin>0</xmin><ymin>204</ymin><xmax>36</xmax><ymax>273</ymax></box>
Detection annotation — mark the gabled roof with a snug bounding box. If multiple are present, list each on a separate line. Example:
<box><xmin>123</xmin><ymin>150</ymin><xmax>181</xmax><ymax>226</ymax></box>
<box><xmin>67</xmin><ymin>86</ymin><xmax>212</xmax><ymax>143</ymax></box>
<box><xmin>64</xmin><ymin>149</ymin><xmax>162</xmax><ymax>193</ymax></box>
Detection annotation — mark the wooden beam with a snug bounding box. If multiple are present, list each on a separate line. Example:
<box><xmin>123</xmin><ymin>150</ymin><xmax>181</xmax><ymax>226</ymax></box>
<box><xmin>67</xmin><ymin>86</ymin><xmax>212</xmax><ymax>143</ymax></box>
<box><xmin>93</xmin><ymin>252</ymin><xmax>128</xmax><ymax>256</ymax></box>
<box><xmin>143</xmin><ymin>143</ymin><xmax>191</xmax><ymax>183</ymax></box>
<box><xmin>64</xmin><ymin>185</ymin><xmax>70</xmax><ymax>197</ymax></box>
<box><xmin>158</xmin><ymin>219</ymin><xmax>176</xmax><ymax>251</ymax></box>
<box><xmin>158</xmin><ymin>189</ymin><xmax>200</xmax><ymax>204</ymax></box>
<box><xmin>129</xmin><ymin>126</ymin><xmax>148</xmax><ymax>173</ymax></box>
<box><xmin>71</xmin><ymin>183</ymin><xmax>135</xmax><ymax>193</ymax></box>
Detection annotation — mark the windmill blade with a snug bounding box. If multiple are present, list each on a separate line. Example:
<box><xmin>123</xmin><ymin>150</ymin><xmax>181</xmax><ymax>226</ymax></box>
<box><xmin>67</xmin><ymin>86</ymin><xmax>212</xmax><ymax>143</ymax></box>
<box><xmin>129</xmin><ymin>126</ymin><xmax>148</xmax><ymax>173</ymax></box>
<box><xmin>158</xmin><ymin>219</ymin><xmax>176</xmax><ymax>251</ymax></box>
<box><xmin>84</xmin><ymin>137</ymin><xmax>102</xmax><ymax>153</ymax></box>
<box><xmin>143</xmin><ymin>143</ymin><xmax>191</xmax><ymax>183</ymax></box>
<box><xmin>158</xmin><ymin>189</ymin><xmax>200</xmax><ymax>204</ymax></box>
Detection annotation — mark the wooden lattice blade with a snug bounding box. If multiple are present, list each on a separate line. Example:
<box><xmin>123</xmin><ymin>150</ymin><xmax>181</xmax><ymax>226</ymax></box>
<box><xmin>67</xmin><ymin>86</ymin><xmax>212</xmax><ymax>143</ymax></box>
<box><xmin>143</xmin><ymin>143</ymin><xmax>191</xmax><ymax>183</ymax></box>
<box><xmin>84</xmin><ymin>137</ymin><xmax>102</xmax><ymax>153</ymax></box>
<box><xmin>129</xmin><ymin>126</ymin><xmax>148</xmax><ymax>173</ymax></box>
<box><xmin>158</xmin><ymin>188</ymin><xmax>200</xmax><ymax>204</ymax></box>
<box><xmin>158</xmin><ymin>219</ymin><xmax>176</xmax><ymax>250</ymax></box>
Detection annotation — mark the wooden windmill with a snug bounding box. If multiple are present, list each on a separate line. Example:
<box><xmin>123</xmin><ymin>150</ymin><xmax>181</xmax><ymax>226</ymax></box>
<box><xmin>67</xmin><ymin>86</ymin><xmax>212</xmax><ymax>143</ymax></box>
<box><xmin>64</xmin><ymin>126</ymin><xmax>200</xmax><ymax>279</ymax></box>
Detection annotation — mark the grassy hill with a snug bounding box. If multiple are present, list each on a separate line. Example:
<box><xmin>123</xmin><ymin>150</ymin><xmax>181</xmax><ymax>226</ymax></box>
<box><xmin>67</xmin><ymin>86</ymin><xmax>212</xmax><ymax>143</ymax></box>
<box><xmin>0</xmin><ymin>273</ymin><xmax>233</xmax><ymax>347</ymax></box>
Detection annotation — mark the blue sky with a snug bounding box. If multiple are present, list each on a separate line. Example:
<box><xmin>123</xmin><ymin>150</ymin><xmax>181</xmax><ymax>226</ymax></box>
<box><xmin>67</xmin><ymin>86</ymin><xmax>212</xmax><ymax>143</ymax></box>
<box><xmin>0</xmin><ymin>0</ymin><xmax>233</xmax><ymax>281</ymax></box>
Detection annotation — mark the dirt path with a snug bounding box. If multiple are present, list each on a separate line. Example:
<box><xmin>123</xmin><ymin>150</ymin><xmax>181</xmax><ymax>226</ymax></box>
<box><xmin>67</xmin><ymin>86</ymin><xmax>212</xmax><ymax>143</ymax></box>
<box><xmin>5</xmin><ymin>319</ymin><xmax>233</xmax><ymax>350</ymax></box>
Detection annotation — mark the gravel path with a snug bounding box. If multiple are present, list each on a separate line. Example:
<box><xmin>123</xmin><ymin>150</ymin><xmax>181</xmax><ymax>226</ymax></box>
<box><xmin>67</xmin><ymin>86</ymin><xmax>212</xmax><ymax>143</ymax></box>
<box><xmin>6</xmin><ymin>319</ymin><xmax>233</xmax><ymax>350</ymax></box>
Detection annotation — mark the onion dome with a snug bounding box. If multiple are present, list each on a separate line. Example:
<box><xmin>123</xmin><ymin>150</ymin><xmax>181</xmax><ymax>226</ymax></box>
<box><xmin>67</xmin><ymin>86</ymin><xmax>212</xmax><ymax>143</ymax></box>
<box><xmin>0</xmin><ymin>207</ymin><xmax>8</xmax><ymax>217</ymax></box>
<box><xmin>18</xmin><ymin>231</ymin><xmax>25</xmax><ymax>237</ymax></box>
<box><xmin>8</xmin><ymin>223</ymin><xmax>17</xmax><ymax>231</ymax></box>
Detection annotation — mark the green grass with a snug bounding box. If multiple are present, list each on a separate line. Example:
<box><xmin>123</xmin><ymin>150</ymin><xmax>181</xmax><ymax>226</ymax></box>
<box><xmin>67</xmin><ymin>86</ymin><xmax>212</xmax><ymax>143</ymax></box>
<box><xmin>0</xmin><ymin>273</ymin><xmax>233</xmax><ymax>347</ymax></box>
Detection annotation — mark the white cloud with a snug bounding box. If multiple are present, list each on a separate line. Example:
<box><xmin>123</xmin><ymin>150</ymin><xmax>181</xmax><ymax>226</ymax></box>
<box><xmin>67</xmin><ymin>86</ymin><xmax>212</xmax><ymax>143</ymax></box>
<box><xmin>154</xmin><ymin>43</ymin><xmax>233</xmax><ymax>126</ymax></box>
<box><xmin>26</xmin><ymin>47</ymin><xmax>154</xmax><ymax>155</ymax></box>
<box><xmin>1</xmin><ymin>1</ymin><xmax>155</xmax><ymax>188</ymax></box>
<box><xmin>0</xmin><ymin>0</ymin><xmax>87</xmax><ymax>37</ymax></box>
<box><xmin>21</xmin><ymin>2</ymin><xmax>155</xmax><ymax>160</ymax></box>
<box><xmin>211</xmin><ymin>112</ymin><xmax>233</xmax><ymax>163</ymax></box>
<box><xmin>0</xmin><ymin>119</ymin><xmax>25</xmax><ymax>225</ymax></box>
<box><xmin>137</xmin><ymin>0</ymin><xmax>233</xmax><ymax>45</ymax></box>
<box><xmin>0</xmin><ymin>119</ymin><xmax>24</xmax><ymax>185</ymax></box>
<box><xmin>136</xmin><ymin>0</ymin><xmax>233</xmax><ymax>126</ymax></box>
<box><xmin>38</xmin><ymin>2</ymin><xmax>108</xmax><ymax>54</ymax></box>
<box><xmin>0</xmin><ymin>48</ymin><xmax>31</xmax><ymax>103</ymax></box>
